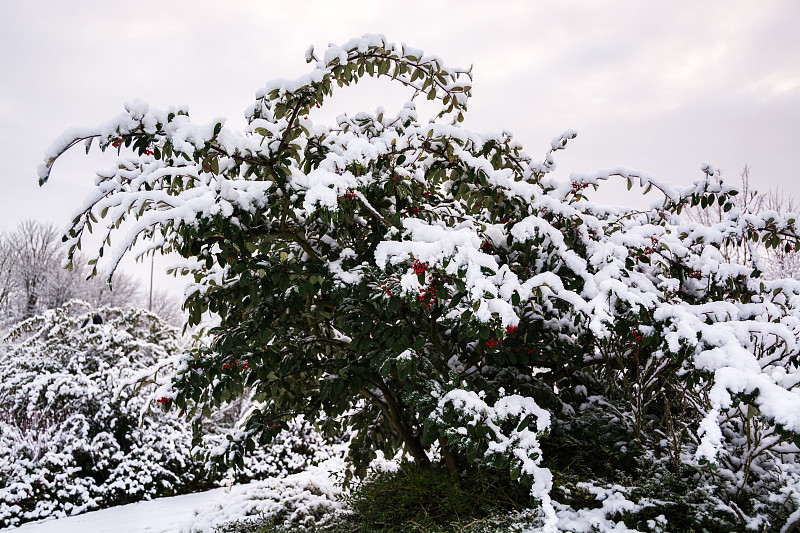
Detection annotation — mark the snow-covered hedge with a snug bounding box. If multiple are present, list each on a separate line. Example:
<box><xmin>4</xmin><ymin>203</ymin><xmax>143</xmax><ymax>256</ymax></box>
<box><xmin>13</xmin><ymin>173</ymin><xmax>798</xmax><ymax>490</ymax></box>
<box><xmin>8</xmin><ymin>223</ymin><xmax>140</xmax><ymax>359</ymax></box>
<box><xmin>0</xmin><ymin>301</ymin><xmax>341</xmax><ymax>528</ymax></box>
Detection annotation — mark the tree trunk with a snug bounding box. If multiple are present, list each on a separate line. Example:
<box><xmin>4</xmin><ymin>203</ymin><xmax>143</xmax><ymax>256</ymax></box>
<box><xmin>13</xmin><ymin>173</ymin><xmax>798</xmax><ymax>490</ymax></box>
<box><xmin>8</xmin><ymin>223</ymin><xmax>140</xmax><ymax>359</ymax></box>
<box><xmin>24</xmin><ymin>280</ymin><xmax>38</xmax><ymax>318</ymax></box>
<box><xmin>361</xmin><ymin>386</ymin><xmax>431</xmax><ymax>469</ymax></box>
<box><xmin>438</xmin><ymin>436</ymin><xmax>459</xmax><ymax>474</ymax></box>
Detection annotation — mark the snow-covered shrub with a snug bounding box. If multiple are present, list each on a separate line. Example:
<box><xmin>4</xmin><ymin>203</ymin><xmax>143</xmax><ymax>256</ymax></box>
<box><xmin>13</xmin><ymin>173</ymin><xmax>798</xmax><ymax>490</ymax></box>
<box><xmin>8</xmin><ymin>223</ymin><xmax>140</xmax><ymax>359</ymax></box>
<box><xmin>199</xmin><ymin>413</ymin><xmax>347</xmax><ymax>483</ymax></box>
<box><xmin>341</xmin><ymin>461</ymin><xmax>532</xmax><ymax>531</ymax></box>
<box><xmin>0</xmin><ymin>301</ymin><xmax>206</xmax><ymax>527</ymax></box>
<box><xmin>0</xmin><ymin>301</ymin><xmax>343</xmax><ymax>528</ymax></box>
<box><xmin>40</xmin><ymin>35</ymin><xmax>800</xmax><ymax>531</ymax></box>
<box><xmin>181</xmin><ymin>457</ymin><xmax>346</xmax><ymax>533</ymax></box>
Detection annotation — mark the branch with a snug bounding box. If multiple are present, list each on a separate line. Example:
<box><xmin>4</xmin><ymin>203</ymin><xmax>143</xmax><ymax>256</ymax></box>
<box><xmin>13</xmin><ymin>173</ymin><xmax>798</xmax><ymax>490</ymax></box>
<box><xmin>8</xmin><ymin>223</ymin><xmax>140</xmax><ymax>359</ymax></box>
<box><xmin>39</xmin><ymin>134</ymin><xmax>100</xmax><ymax>185</ymax></box>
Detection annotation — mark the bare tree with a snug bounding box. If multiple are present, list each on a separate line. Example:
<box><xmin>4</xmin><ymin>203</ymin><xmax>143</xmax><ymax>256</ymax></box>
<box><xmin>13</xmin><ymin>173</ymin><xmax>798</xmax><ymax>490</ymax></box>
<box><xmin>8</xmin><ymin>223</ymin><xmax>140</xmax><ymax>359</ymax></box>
<box><xmin>147</xmin><ymin>288</ymin><xmax>185</xmax><ymax>326</ymax></box>
<box><xmin>0</xmin><ymin>220</ymin><xmax>151</xmax><ymax>322</ymax></box>
<box><xmin>80</xmin><ymin>265</ymin><xmax>142</xmax><ymax>309</ymax></box>
<box><xmin>0</xmin><ymin>235</ymin><xmax>16</xmax><ymax>318</ymax></box>
<box><xmin>44</xmin><ymin>252</ymin><xmax>90</xmax><ymax>310</ymax></box>
<box><xmin>6</xmin><ymin>220</ymin><xmax>62</xmax><ymax>318</ymax></box>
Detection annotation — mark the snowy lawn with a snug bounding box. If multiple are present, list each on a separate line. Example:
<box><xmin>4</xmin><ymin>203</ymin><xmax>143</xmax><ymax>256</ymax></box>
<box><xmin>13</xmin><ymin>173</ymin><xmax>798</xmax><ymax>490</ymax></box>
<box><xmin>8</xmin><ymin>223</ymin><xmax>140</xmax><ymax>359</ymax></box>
<box><xmin>0</xmin><ymin>486</ymin><xmax>231</xmax><ymax>533</ymax></box>
<box><xmin>0</xmin><ymin>457</ymin><xmax>345</xmax><ymax>533</ymax></box>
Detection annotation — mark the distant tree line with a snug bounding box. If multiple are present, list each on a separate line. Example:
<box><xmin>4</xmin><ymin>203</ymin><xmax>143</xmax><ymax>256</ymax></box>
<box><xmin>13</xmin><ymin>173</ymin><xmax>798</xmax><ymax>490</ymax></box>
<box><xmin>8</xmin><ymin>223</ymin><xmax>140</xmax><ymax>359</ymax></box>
<box><xmin>0</xmin><ymin>219</ymin><xmax>182</xmax><ymax>325</ymax></box>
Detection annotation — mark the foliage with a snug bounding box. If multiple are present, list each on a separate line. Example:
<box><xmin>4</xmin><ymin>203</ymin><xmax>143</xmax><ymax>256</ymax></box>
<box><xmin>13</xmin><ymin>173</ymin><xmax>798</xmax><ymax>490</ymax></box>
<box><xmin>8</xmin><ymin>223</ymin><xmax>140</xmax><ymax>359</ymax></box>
<box><xmin>210</xmin><ymin>511</ymin><xmax>536</xmax><ymax>533</ymax></box>
<box><xmin>340</xmin><ymin>463</ymin><xmax>531</xmax><ymax>532</ymax></box>
<box><xmin>686</xmin><ymin>164</ymin><xmax>800</xmax><ymax>280</ymax></box>
<box><xmin>41</xmin><ymin>35</ymin><xmax>800</xmax><ymax>531</ymax></box>
<box><xmin>201</xmin><ymin>477</ymin><xmax>551</xmax><ymax>533</ymax></box>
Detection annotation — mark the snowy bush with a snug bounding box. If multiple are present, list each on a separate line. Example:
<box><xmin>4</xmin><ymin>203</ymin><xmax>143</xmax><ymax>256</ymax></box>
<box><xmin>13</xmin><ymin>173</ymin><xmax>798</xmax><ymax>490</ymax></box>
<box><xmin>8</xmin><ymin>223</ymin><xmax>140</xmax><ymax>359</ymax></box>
<box><xmin>0</xmin><ymin>302</ymin><xmax>342</xmax><ymax>528</ymax></box>
<box><xmin>181</xmin><ymin>457</ymin><xmax>346</xmax><ymax>533</ymax></box>
<box><xmin>0</xmin><ymin>301</ymin><xmax>204</xmax><ymax>527</ymax></box>
<box><xmin>40</xmin><ymin>35</ymin><xmax>800</xmax><ymax>531</ymax></box>
<box><xmin>198</xmin><ymin>410</ymin><xmax>348</xmax><ymax>484</ymax></box>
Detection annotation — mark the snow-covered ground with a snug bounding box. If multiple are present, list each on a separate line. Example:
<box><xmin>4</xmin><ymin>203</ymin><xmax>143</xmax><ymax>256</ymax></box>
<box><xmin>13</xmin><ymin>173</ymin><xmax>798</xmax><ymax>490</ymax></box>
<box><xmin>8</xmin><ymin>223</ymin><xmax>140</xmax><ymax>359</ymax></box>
<box><xmin>1</xmin><ymin>458</ymin><xmax>345</xmax><ymax>533</ymax></box>
<box><xmin>1</xmin><ymin>486</ymin><xmax>233</xmax><ymax>533</ymax></box>
<box><xmin>0</xmin><ymin>460</ymin><xmax>662</xmax><ymax>533</ymax></box>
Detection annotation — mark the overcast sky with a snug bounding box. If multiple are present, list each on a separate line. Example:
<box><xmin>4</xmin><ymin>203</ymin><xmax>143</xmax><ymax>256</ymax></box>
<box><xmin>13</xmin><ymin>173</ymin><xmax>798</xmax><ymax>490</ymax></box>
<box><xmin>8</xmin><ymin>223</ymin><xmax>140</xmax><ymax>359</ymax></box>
<box><xmin>1</xmin><ymin>0</ymin><xmax>798</xmax><ymax>294</ymax></box>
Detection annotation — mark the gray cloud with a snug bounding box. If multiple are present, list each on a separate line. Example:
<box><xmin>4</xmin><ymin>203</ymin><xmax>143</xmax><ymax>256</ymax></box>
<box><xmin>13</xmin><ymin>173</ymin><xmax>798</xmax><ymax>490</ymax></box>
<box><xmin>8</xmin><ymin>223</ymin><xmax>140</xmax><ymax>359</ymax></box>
<box><xmin>1</xmin><ymin>0</ymin><xmax>797</xmax><ymax>290</ymax></box>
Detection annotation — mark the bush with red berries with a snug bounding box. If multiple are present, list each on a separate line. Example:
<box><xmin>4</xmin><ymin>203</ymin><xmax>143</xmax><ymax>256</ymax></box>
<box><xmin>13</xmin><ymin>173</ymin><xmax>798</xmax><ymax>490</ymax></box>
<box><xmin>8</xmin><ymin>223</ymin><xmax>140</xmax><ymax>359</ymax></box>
<box><xmin>41</xmin><ymin>36</ymin><xmax>800</xmax><ymax>530</ymax></box>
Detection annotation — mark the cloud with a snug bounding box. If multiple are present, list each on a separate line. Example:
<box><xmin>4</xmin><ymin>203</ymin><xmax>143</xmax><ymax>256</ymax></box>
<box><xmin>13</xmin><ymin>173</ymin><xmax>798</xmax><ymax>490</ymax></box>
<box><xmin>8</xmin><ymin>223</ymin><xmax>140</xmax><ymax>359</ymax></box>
<box><xmin>0</xmin><ymin>0</ymin><xmax>797</xmax><ymax>284</ymax></box>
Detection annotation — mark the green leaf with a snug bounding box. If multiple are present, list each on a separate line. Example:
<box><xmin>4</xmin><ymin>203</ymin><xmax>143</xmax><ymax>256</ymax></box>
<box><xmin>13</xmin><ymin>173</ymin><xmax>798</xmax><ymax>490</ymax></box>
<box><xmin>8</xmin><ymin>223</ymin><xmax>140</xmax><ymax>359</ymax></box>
<box><xmin>398</xmin><ymin>360</ymin><xmax>409</xmax><ymax>382</ymax></box>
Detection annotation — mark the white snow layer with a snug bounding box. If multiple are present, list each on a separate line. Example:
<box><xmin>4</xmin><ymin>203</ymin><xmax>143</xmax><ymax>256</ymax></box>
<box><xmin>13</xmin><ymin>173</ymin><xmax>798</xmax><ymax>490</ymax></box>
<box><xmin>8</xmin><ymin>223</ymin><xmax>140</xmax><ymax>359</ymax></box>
<box><xmin>1</xmin><ymin>457</ymin><xmax>344</xmax><ymax>533</ymax></box>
